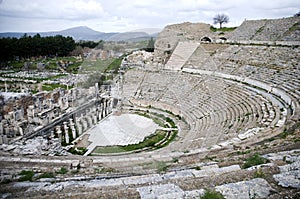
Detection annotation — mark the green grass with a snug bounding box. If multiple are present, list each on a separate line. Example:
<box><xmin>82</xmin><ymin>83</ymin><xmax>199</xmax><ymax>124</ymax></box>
<box><xmin>172</xmin><ymin>157</ymin><xmax>179</xmax><ymax>163</ymax></box>
<box><xmin>166</xmin><ymin>117</ymin><xmax>176</xmax><ymax>128</ymax></box>
<box><xmin>104</xmin><ymin>57</ymin><xmax>122</xmax><ymax>74</ymax></box>
<box><xmin>280</xmin><ymin>122</ymin><xmax>300</xmax><ymax>139</ymax></box>
<box><xmin>254</xmin><ymin>168</ymin><xmax>265</xmax><ymax>178</ymax></box>
<box><xmin>49</xmin><ymin>74</ymin><xmax>68</xmax><ymax>79</ymax></box>
<box><xmin>256</xmin><ymin>26</ymin><xmax>265</xmax><ymax>34</ymax></box>
<box><xmin>155</xmin><ymin>130</ymin><xmax>177</xmax><ymax>149</ymax></box>
<box><xmin>280</xmin><ymin>130</ymin><xmax>290</xmax><ymax>139</ymax></box>
<box><xmin>9</xmin><ymin>56</ymin><xmax>82</xmax><ymax>72</ymax></box>
<box><xmin>80</xmin><ymin>58</ymin><xmax>115</xmax><ymax>73</ymax></box>
<box><xmin>93</xmin><ymin>130</ymin><xmax>167</xmax><ymax>154</ymax></box>
<box><xmin>155</xmin><ymin>161</ymin><xmax>168</xmax><ymax>173</ymax></box>
<box><xmin>92</xmin><ymin>146</ymin><xmax>126</xmax><ymax>154</ymax></box>
<box><xmin>18</xmin><ymin>170</ymin><xmax>34</xmax><ymax>181</ymax></box>
<box><xmin>56</xmin><ymin>167</ymin><xmax>68</xmax><ymax>175</ymax></box>
<box><xmin>242</xmin><ymin>154</ymin><xmax>269</xmax><ymax>169</ymax></box>
<box><xmin>288</xmin><ymin>22</ymin><xmax>300</xmax><ymax>32</ymax></box>
<box><xmin>42</xmin><ymin>83</ymin><xmax>71</xmax><ymax>91</ymax></box>
<box><xmin>205</xmin><ymin>155</ymin><xmax>216</xmax><ymax>161</ymax></box>
<box><xmin>38</xmin><ymin>172</ymin><xmax>55</xmax><ymax>179</ymax></box>
<box><xmin>236</xmin><ymin>149</ymin><xmax>251</xmax><ymax>155</ymax></box>
<box><xmin>68</xmin><ymin>147</ymin><xmax>88</xmax><ymax>155</ymax></box>
<box><xmin>91</xmin><ymin>111</ymin><xmax>178</xmax><ymax>155</ymax></box>
<box><xmin>201</xmin><ymin>189</ymin><xmax>225</xmax><ymax>199</ymax></box>
<box><xmin>210</xmin><ymin>26</ymin><xmax>237</xmax><ymax>32</ymax></box>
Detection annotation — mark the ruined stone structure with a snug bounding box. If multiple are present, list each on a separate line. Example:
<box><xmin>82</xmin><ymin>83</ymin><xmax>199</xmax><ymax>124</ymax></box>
<box><xmin>0</xmin><ymin>84</ymin><xmax>113</xmax><ymax>145</ymax></box>
<box><xmin>155</xmin><ymin>16</ymin><xmax>299</xmax><ymax>70</ymax></box>
<box><xmin>229</xmin><ymin>17</ymin><xmax>300</xmax><ymax>41</ymax></box>
<box><xmin>0</xmin><ymin>16</ymin><xmax>299</xmax><ymax>198</ymax></box>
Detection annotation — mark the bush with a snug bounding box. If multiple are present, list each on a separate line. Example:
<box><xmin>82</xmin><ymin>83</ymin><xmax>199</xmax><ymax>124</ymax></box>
<box><xmin>242</xmin><ymin>154</ymin><xmax>269</xmax><ymax>169</ymax></box>
<box><xmin>56</xmin><ymin>167</ymin><xmax>68</xmax><ymax>175</ymax></box>
<box><xmin>156</xmin><ymin>161</ymin><xmax>168</xmax><ymax>173</ymax></box>
<box><xmin>201</xmin><ymin>189</ymin><xmax>225</xmax><ymax>199</ymax></box>
<box><xmin>254</xmin><ymin>168</ymin><xmax>265</xmax><ymax>178</ymax></box>
<box><xmin>38</xmin><ymin>172</ymin><xmax>55</xmax><ymax>179</ymax></box>
<box><xmin>18</xmin><ymin>170</ymin><xmax>34</xmax><ymax>181</ymax></box>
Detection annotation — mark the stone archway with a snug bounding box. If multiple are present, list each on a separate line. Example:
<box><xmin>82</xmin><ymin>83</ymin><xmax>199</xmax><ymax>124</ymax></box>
<box><xmin>200</xmin><ymin>37</ymin><xmax>212</xmax><ymax>43</ymax></box>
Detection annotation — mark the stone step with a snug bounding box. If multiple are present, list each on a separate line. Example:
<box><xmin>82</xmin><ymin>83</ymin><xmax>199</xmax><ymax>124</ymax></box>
<box><xmin>216</xmin><ymin>178</ymin><xmax>275</xmax><ymax>199</ymax></box>
<box><xmin>165</xmin><ymin>41</ymin><xmax>200</xmax><ymax>71</ymax></box>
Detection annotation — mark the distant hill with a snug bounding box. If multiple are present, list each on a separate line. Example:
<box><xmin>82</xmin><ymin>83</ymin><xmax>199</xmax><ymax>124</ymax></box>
<box><xmin>107</xmin><ymin>32</ymin><xmax>149</xmax><ymax>41</ymax></box>
<box><xmin>0</xmin><ymin>26</ymin><xmax>159</xmax><ymax>41</ymax></box>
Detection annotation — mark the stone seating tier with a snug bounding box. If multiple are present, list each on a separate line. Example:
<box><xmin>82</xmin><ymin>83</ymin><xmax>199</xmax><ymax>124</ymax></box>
<box><xmin>123</xmin><ymin>70</ymin><xmax>283</xmax><ymax>151</ymax></box>
<box><xmin>229</xmin><ymin>16</ymin><xmax>300</xmax><ymax>41</ymax></box>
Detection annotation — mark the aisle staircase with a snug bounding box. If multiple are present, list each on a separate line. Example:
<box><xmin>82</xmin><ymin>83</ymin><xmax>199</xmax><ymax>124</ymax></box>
<box><xmin>165</xmin><ymin>41</ymin><xmax>200</xmax><ymax>71</ymax></box>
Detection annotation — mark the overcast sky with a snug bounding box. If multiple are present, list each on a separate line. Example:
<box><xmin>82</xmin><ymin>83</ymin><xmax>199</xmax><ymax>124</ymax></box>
<box><xmin>0</xmin><ymin>0</ymin><xmax>299</xmax><ymax>33</ymax></box>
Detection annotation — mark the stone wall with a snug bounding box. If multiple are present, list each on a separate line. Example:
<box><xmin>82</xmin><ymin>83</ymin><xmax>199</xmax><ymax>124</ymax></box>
<box><xmin>154</xmin><ymin>16</ymin><xmax>299</xmax><ymax>66</ymax></box>
<box><xmin>229</xmin><ymin>16</ymin><xmax>300</xmax><ymax>41</ymax></box>
<box><xmin>154</xmin><ymin>22</ymin><xmax>214</xmax><ymax>63</ymax></box>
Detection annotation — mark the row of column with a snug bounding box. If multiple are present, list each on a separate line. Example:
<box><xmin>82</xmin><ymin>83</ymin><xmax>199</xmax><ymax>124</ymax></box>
<box><xmin>53</xmin><ymin>98</ymin><xmax>113</xmax><ymax>145</ymax></box>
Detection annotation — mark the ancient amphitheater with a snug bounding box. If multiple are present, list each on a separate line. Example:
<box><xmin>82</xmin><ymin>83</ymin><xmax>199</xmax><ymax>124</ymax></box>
<box><xmin>1</xmin><ymin>16</ymin><xmax>300</xmax><ymax>198</ymax></box>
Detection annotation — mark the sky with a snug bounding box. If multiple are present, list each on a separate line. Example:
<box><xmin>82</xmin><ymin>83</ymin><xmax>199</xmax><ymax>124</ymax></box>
<box><xmin>0</xmin><ymin>0</ymin><xmax>299</xmax><ymax>33</ymax></box>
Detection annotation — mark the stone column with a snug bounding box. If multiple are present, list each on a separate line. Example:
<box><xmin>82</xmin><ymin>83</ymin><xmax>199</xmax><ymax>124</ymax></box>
<box><xmin>77</xmin><ymin>123</ymin><xmax>83</xmax><ymax>136</ymax></box>
<box><xmin>82</xmin><ymin>119</ymin><xmax>87</xmax><ymax>131</ymax></box>
<box><xmin>103</xmin><ymin>99</ymin><xmax>107</xmax><ymax>117</ymax></box>
<box><xmin>50</xmin><ymin>130</ymin><xmax>55</xmax><ymax>139</ymax></box>
<box><xmin>63</xmin><ymin>122</ymin><xmax>69</xmax><ymax>144</ymax></box>
<box><xmin>108</xmin><ymin>99</ymin><xmax>113</xmax><ymax>114</ymax></box>
<box><xmin>87</xmin><ymin>115</ymin><xmax>92</xmax><ymax>128</ymax></box>
<box><xmin>98</xmin><ymin>104</ymin><xmax>102</xmax><ymax>120</ymax></box>
<box><xmin>18</xmin><ymin>127</ymin><xmax>23</xmax><ymax>136</ymax></box>
<box><xmin>56</xmin><ymin>126</ymin><xmax>62</xmax><ymax>144</ymax></box>
<box><xmin>69</xmin><ymin>119</ymin><xmax>76</xmax><ymax>140</ymax></box>
<box><xmin>0</xmin><ymin>122</ymin><xmax>3</xmax><ymax>135</ymax></box>
<box><xmin>2</xmin><ymin>135</ymin><xmax>8</xmax><ymax>144</ymax></box>
<box><xmin>92</xmin><ymin>112</ymin><xmax>97</xmax><ymax>124</ymax></box>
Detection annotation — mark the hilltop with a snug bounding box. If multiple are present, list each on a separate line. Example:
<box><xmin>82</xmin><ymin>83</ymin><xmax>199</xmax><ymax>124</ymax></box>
<box><xmin>0</xmin><ymin>26</ymin><xmax>159</xmax><ymax>41</ymax></box>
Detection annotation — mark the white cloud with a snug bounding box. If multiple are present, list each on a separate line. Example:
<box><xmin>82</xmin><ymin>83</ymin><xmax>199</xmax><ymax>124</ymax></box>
<box><xmin>0</xmin><ymin>0</ymin><xmax>105</xmax><ymax>20</ymax></box>
<box><xmin>0</xmin><ymin>0</ymin><xmax>299</xmax><ymax>32</ymax></box>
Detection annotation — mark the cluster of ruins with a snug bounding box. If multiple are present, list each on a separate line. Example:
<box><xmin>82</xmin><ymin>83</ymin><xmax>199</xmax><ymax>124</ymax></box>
<box><xmin>0</xmin><ymin>83</ymin><xmax>113</xmax><ymax>145</ymax></box>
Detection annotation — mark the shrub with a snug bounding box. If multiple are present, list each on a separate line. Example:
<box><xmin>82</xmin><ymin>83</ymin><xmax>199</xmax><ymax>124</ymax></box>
<box><xmin>19</xmin><ymin>170</ymin><xmax>34</xmax><ymax>182</ymax></box>
<box><xmin>201</xmin><ymin>189</ymin><xmax>225</xmax><ymax>199</ymax></box>
<box><xmin>38</xmin><ymin>172</ymin><xmax>55</xmax><ymax>179</ymax></box>
<box><xmin>172</xmin><ymin>157</ymin><xmax>179</xmax><ymax>163</ymax></box>
<box><xmin>156</xmin><ymin>161</ymin><xmax>168</xmax><ymax>173</ymax></box>
<box><xmin>56</xmin><ymin>167</ymin><xmax>68</xmax><ymax>175</ymax></box>
<box><xmin>254</xmin><ymin>168</ymin><xmax>265</xmax><ymax>178</ymax></box>
<box><xmin>242</xmin><ymin>154</ymin><xmax>269</xmax><ymax>169</ymax></box>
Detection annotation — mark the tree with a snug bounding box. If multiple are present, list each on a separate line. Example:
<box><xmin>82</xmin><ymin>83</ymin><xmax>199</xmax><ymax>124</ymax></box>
<box><xmin>213</xmin><ymin>14</ymin><xmax>229</xmax><ymax>29</ymax></box>
<box><xmin>0</xmin><ymin>34</ymin><xmax>75</xmax><ymax>61</ymax></box>
<box><xmin>294</xmin><ymin>11</ymin><xmax>300</xmax><ymax>17</ymax></box>
<box><xmin>145</xmin><ymin>37</ymin><xmax>155</xmax><ymax>52</ymax></box>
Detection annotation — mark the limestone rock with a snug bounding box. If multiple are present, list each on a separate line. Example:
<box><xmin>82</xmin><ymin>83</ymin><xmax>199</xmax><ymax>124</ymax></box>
<box><xmin>216</xmin><ymin>178</ymin><xmax>274</xmax><ymax>199</ymax></box>
<box><xmin>273</xmin><ymin>161</ymin><xmax>300</xmax><ymax>188</ymax></box>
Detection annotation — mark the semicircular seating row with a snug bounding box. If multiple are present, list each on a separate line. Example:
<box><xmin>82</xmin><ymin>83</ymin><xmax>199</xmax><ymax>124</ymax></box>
<box><xmin>123</xmin><ymin>70</ymin><xmax>285</xmax><ymax>151</ymax></box>
<box><xmin>202</xmin><ymin>45</ymin><xmax>300</xmax><ymax>110</ymax></box>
